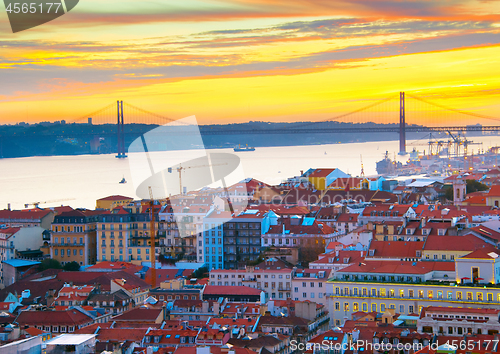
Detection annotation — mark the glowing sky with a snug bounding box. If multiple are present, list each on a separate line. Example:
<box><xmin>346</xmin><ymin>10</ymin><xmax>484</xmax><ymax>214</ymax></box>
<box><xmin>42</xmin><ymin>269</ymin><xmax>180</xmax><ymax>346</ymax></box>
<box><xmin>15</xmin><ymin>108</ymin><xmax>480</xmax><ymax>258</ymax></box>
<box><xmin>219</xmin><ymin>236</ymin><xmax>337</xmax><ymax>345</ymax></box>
<box><xmin>1</xmin><ymin>0</ymin><xmax>500</xmax><ymax>125</ymax></box>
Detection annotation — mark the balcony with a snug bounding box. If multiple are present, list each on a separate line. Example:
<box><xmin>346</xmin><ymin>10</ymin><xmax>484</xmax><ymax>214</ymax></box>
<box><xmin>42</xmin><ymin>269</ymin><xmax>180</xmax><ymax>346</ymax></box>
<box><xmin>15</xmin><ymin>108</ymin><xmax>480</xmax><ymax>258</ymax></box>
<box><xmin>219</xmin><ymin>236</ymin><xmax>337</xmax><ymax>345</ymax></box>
<box><xmin>242</xmin><ymin>278</ymin><xmax>257</xmax><ymax>282</ymax></box>
<box><xmin>278</xmin><ymin>287</ymin><xmax>291</xmax><ymax>292</ymax></box>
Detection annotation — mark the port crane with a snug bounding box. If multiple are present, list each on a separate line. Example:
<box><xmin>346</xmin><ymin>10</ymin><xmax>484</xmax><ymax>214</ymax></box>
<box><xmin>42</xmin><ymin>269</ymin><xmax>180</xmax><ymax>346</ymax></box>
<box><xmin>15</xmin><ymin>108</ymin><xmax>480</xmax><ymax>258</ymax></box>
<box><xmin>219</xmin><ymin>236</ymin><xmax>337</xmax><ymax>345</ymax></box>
<box><xmin>169</xmin><ymin>162</ymin><xmax>228</xmax><ymax>196</ymax></box>
<box><xmin>24</xmin><ymin>198</ymin><xmax>75</xmax><ymax>208</ymax></box>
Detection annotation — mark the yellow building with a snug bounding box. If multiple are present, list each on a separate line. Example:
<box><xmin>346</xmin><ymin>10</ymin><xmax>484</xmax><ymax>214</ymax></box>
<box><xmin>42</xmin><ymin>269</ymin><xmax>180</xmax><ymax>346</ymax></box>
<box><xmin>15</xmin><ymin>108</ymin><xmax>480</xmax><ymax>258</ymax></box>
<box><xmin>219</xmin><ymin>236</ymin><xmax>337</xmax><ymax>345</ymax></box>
<box><xmin>96</xmin><ymin>195</ymin><xmax>134</xmax><ymax>210</ymax></box>
<box><xmin>306</xmin><ymin>168</ymin><xmax>350</xmax><ymax>191</ymax></box>
<box><xmin>49</xmin><ymin>210</ymin><xmax>99</xmax><ymax>267</ymax></box>
<box><xmin>422</xmin><ymin>234</ymin><xmax>491</xmax><ymax>262</ymax></box>
<box><xmin>97</xmin><ymin>206</ymin><xmax>160</xmax><ymax>265</ymax></box>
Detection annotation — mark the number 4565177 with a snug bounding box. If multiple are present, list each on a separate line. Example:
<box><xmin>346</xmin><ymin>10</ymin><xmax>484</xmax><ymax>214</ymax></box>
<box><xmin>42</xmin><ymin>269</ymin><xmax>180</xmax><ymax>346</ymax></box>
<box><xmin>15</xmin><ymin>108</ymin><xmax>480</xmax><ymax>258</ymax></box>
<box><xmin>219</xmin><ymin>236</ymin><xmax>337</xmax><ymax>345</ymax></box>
<box><xmin>6</xmin><ymin>3</ymin><xmax>62</xmax><ymax>14</ymax></box>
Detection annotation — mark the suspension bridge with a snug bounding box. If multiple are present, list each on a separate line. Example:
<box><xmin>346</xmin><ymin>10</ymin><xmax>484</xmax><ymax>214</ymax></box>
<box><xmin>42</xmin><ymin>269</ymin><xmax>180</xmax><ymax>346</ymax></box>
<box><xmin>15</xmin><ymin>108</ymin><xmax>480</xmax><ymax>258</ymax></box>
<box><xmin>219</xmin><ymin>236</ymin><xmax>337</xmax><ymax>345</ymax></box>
<box><xmin>1</xmin><ymin>92</ymin><xmax>499</xmax><ymax>158</ymax></box>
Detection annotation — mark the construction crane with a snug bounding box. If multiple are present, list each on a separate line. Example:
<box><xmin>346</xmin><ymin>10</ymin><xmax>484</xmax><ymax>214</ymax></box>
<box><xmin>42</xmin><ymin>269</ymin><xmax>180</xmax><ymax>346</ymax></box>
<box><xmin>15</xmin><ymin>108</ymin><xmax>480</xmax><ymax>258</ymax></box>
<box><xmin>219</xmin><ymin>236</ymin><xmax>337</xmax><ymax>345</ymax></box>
<box><xmin>148</xmin><ymin>186</ymin><xmax>157</xmax><ymax>289</ymax></box>
<box><xmin>24</xmin><ymin>198</ymin><xmax>75</xmax><ymax>209</ymax></box>
<box><xmin>360</xmin><ymin>155</ymin><xmax>365</xmax><ymax>178</ymax></box>
<box><xmin>169</xmin><ymin>162</ymin><xmax>228</xmax><ymax>195</ymax></box>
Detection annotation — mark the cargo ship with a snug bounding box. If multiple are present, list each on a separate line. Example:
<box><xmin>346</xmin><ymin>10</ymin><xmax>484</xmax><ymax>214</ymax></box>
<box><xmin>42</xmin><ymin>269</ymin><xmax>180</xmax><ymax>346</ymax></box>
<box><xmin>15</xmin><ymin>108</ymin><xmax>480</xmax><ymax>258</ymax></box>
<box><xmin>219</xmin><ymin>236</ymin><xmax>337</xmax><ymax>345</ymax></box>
<box><xmin>233</xmin><ymin>144</ymin><xmax>255</xmax><ymax>152</ymax></box>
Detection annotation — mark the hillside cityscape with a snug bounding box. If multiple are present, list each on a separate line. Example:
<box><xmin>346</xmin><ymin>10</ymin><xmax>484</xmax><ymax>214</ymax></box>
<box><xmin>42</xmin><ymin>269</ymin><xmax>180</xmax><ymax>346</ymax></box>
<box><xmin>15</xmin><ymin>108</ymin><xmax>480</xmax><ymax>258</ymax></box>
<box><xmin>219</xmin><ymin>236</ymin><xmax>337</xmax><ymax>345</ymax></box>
<box><xmin>4</xmin><ymin>0</ymin><xmax>500</xmax><ymax>353</ymax></box>
<box><xmin>2</xmin><ymin>161</ymin><xmax>500</xmax><ymax>353</ymax></box>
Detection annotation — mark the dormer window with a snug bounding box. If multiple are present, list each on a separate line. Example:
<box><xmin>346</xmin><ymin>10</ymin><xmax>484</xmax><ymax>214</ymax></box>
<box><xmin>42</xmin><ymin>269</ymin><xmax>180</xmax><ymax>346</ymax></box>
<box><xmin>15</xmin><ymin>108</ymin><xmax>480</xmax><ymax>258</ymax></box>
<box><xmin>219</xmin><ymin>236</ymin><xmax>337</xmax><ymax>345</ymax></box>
<box><xmin>369</xmin><ymin>249</ymin><xmax>375</xmax><ymax>256</ymax></box>
<box><xmin>343</xmin><ymin>258</ymin><xmax>349</xmax><ymax>264</ymax></box>
<box><xmin>154</xmin><ymin>336</ymin><xmax>161</xmax><ymax>343</ymax></box>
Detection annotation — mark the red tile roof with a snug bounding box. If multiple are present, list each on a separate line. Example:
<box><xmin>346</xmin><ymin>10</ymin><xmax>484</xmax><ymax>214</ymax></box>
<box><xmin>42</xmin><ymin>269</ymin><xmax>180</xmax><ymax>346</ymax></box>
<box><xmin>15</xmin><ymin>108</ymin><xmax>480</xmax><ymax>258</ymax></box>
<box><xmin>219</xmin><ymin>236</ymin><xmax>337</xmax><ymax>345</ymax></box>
<box><xmin>97</xmin><ymin>328</ymin><xmax>148</xmax><ymax>342</ymax></box>
<box><xmin>459</xmin><ymin>248</ymin><xmax>500</xmax><ymax>260</ymax></box>
<box><xmin>469</xmin><ymin>225</ymin><xmax>500</xmax><ymax>242</ymax></box>
<box><xmin>0</xmin><ymin>227</ymin><xmax>20</xmax><ymax>235</ymax></box>
<box><xmin>487</xmin><ymin>185</ymin><xmax>500</xmax><ymax>197</ymax></box>
<box><xmin>307</xmin><ymin>168</ymin><xmax>337</xmax><ymax>178</ymax></box>
<box><xmin>336</xmin><ymin>213</ymin><xmax>359</xmax><ymax>223</ymax></box>
<box><xmin>424</xmin><ymin>235</ymin><xmax>490</xmax><ymax>252</ymax></box>
<box><xmin>97</xmin><ymin>195</ymin><xmax>133</xmax><ymax>201</ymax></box>
<box><xmin>0</xmin><ymin>209</ymin><xmax>52</xmax><ymax>220</ymax></box>
<box><xmin>339</xmin><ymin>260</ymin><xmax>455</xmax><ymax>275</ymax></box>
<box><xmin>112</xmin><ymin>308</ymin><xmax>163</xmax><ymax>322</ymax></box>
<box><xmin>24</xmin><ymin>327</ymin><xmax>49</xmax><ymax>336</ymax></box>
<box><xmin>422</xmin><ymin>306</ymin><xmax>500</xmax><ymax>315</ymax></box>
<box><xmin>16</xmin><ymin>308</ymin><xmax>93</xmax><ymax>326</ymax></box>
<box><xmin>368</xmin><ymin>240</ymin><xmax>424</xmax><ymax>258</ymax></box>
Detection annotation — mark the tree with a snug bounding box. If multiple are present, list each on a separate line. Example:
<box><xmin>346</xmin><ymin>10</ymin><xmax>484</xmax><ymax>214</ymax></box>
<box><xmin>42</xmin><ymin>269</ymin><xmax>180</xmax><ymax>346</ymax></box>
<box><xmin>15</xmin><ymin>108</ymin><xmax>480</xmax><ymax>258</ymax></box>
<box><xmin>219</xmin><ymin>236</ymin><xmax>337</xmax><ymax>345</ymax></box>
<box><xmin>63</xmin><ymin>261</ymin><xmax>80</xmax><ymax>271</ymax></box>
<box><xmin>466</xmin><ymin>180</ymin><xmax>488</xmax><ymax>194</ymax></box>
<box><xmin>444</xmin><ymin>180</ymin><xmax>488</xmax><ymax>201</ymax></box>
<box><xmin>39</xmin><ymin>258</ymin><xmax>62</xmax><ymax>271</ymax></box>
<box><xmin>190</xmin><ymin>266</ymin><xmax>209</xmax><ymax>279</ymax></box>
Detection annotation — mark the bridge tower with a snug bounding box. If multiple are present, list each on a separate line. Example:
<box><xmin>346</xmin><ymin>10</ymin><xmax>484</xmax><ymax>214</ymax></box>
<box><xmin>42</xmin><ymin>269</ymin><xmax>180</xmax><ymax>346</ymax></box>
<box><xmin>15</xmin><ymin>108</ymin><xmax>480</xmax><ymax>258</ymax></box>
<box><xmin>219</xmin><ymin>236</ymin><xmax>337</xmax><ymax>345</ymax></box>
<box><xmin>399</xmin><ymin>92</ymin><xmax>406</xmax><ymax>155</ymax></box>
<box><xmin>116</xmin><ymin>100</ymin><xmax>127</xmax><ymax>158</ymax></box>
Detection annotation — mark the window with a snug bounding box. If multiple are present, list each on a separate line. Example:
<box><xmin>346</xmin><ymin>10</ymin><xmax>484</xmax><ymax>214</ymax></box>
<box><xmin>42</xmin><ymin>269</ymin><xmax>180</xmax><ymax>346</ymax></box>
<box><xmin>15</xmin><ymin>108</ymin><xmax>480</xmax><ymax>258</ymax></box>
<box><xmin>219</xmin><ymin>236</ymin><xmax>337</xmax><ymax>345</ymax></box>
<box><xmin>380</xmin><ymin>303</ymin><xmax>386</xmax><ymax>312</ymax></box>
<box><xmin>399</xmin><ymin>304</ymin><xmax>404</xmax><ymax>313</ymax></box>
<box><xmin>427</xmin><ymin>290</ymin><xmax>433</xmax><ymax>299</ymax></box>
<box><xmin>335</xmin><ymin>302</ymin><xmax>340</xmax><ymax>311</ymax></box>
<box><xmin>371</xmin><ymin>303</ymin><xmax>377</xmax><ymax>312</ymax></box>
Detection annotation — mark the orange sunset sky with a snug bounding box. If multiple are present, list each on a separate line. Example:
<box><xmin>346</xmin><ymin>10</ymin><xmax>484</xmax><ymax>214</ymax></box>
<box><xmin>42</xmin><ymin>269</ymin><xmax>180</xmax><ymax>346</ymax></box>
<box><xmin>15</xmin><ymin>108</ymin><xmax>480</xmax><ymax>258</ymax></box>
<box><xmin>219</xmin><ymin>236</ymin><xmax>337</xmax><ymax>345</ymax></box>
<box><xmin>1</xmin><ymin>0</ymin><xmax>500</xmax><ymax>125</ymax></box>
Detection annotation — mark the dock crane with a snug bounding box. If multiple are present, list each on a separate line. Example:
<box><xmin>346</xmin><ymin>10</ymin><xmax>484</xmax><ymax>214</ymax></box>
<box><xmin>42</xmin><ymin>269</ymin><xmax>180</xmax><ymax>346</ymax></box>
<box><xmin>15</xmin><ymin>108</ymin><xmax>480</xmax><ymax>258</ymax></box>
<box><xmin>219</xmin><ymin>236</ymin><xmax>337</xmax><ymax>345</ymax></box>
<box><xmin>360</xmin><ymin>155</ymin><xmax>365</xmax><ymax>178</ymax></box>
<box><xmin>24</xmin><ymin>198</ymin><xmax>75</xmax><ymax>208</ymax></box>
<box><xmin>148</xmin><ymin>186</ymin><xmax>157</xmax><ymax>289</ymax></box>
<box><xmin>169</xmin><ymin>162</ymin><xmax>228</xmax><ymax>196</ymax></box>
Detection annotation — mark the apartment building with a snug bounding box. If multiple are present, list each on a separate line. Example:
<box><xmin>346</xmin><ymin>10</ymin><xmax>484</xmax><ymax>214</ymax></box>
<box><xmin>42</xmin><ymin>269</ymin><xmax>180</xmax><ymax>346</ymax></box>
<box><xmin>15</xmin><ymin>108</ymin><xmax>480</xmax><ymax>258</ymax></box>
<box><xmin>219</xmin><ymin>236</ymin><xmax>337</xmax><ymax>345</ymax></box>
<box><xmin>49</xmin><ymin>210</ymin><xmax>100</xmax><ymax>266</ymax></box>
<box><xmin>96</xmin><ymin>206</ymin><xmax>159</xmax><ymax>264</ymax></box>
<box><xmin>327</xmin><ymin>257</ymin><xmax>500</xmax><ymax>326</ymax></box>
<box><xmin>159</xmin><ymin>198</ymin><xmax>211</xmax><ymax>262</ymax></box>
<box><xmin>202</xmin><ymin>210</ymin><xmax>228</xmax><ymax>270</ymax></box>
<box><xmin>418</xmin><ymin>306</ymin><xmax>500</xmax><ymax>336</ymax></box>
<box><xmin>0</xmin><ymin>208</ymin><xmax>55</xmax><ymax>229</ymax></box>
<box><xmin>223</xmin><ymin>209</ymin><xmax>274</xmax><ymax>269</ymax></box>
<box><xmin>262</xmin><ymin>220</ymin><xmax>338</xmax><ymax>249</ymax></box>
<box><xmin>209</xmin><ymin>258</ymin><xmax>294</xmax><ymax>300</ymax></box>
<box><xmin>291</xmin><ymin>268</ymin><xmax>332</xmax><ymax>306</ymax></box>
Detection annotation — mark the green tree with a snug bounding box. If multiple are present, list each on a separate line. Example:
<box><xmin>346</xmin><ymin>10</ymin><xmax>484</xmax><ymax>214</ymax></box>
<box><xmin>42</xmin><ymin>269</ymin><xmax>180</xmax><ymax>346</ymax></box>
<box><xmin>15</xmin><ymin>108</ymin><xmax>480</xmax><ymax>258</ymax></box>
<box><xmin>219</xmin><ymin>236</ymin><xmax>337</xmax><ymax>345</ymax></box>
<box><xmin>466</xmin><ymin>180</ymin><xmax>488</xmax><ymax>194</ymax></box>
<box><xmin>63</xmin><ymin>261</ymin><xmax>81</xmax><ymax>271</ymax></box>
<box><xmin>39</xmin><ymin>258</ymin><xmax>62</xmax><ymax>271</ymax></box>
<box><xmin>444</xmin><ymin>180</ymin><xmax>489</xmax><ymax>201</ymax></box>
<box><xmin>190</xmin><ymin>266</ymin><xmax>209</xmax><ymax>279</ymax></box>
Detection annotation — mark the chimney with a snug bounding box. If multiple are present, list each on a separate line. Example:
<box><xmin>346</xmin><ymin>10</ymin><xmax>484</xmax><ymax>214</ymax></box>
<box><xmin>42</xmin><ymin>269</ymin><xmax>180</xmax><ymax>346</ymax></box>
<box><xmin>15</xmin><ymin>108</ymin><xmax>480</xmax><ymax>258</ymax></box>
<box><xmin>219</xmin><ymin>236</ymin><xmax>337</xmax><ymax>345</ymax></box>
<box><xmin>335</xmin><ymin>250</ymin><xmax>339</xmax><ymax>257</ymax></box>
<box><xmin>7</xmin><ymin>203</ymin><xmax>10</xmax><ymax>211</ymax></box>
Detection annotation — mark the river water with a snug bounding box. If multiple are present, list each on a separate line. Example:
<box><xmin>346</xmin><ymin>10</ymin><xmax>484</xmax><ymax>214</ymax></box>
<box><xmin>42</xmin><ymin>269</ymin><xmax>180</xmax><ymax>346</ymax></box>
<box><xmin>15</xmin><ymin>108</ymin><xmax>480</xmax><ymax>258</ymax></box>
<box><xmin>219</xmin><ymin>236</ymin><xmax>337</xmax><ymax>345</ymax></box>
<box><xmin>1</xmin><ymin>136</ymin><xmax>500</xmax><ymax>210</ymax></box>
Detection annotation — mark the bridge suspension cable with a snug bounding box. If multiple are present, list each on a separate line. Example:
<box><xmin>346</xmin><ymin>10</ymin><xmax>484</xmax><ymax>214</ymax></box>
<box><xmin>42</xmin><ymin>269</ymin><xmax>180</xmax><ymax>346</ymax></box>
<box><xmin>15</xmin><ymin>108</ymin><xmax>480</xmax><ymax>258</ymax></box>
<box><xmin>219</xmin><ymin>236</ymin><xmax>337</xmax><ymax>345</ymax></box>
<box><xmin>406</xmin><ymin>93</ymin><xmax>500</xmax><ymax>123</ymax></box>
<box><xmin>71</xmin><ymin>102</ymin><xmax>117</xmax><ymax>124</ymax></box>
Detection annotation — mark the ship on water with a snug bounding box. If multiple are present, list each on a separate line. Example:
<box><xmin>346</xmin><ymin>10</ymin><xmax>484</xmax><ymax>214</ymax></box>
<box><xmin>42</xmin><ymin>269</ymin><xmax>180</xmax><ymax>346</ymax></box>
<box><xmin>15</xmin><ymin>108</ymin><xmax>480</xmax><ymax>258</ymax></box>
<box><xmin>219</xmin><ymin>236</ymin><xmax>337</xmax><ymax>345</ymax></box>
<box><xmin>376</xmin><ymin>151</ymin><xmax>402</xmax><ymax>175</ymax></box>
<box><xmin>233</xmin><ymin>144</ymin><xmax>255</xmax><ymax>152</ymax></box>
